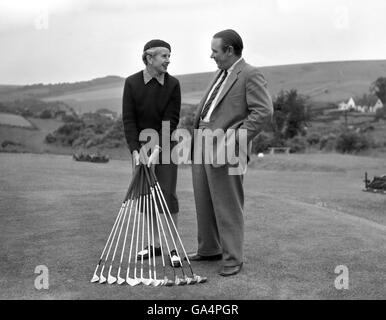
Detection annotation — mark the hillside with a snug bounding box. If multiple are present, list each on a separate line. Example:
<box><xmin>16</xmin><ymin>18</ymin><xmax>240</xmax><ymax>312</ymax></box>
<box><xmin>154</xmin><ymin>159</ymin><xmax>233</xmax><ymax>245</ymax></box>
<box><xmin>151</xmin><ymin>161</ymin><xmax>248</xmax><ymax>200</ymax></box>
<box><xmin>0</xmin><ymin>60</ymin><xmax>385</xmax><ymax>115</ymax></box>
<box><xmin>44</xmin><ymin>60</ymin><xmax>386</xmax><ymax>114</ymax></box>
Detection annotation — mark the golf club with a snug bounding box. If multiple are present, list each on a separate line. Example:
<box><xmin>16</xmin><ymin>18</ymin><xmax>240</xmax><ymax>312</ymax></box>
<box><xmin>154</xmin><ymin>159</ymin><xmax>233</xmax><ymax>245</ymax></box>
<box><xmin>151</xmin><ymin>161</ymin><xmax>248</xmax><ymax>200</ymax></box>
<box><xmin>91</xmin><ymin>150</ymin><xmax>208</xmax><ymax>287</ymax></box>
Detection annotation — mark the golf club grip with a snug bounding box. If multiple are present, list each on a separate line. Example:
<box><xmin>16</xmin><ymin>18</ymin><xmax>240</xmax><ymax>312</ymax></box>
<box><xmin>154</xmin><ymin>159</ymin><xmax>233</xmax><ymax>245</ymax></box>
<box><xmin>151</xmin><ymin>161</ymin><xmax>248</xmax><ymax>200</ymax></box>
<box><xmin>142</xmin><ymin>165</ymin><xmax>154</xmax><ymax>189</ymax></box>
<box><xmin>139</xmin><ymin>165</ymin><xmax>145</xmax><ymax>196</ymax></box>
<box><xmin>124</xmin><ymin>165</ymin><xmax>140</xmax><ymax>201</ymax></box>
<box><xmin>148</xmin><ymin>164</ymin><xmax>158</xmax><ymax>185</ymax></box>
<box><xmin>126</xmin><ymin>167</ymin><xmax>138</xmax><ymax>199</ymax></box>
<box><xmin>126</xmin><ymin>163</ymin><xmax>142</xmax><ymax>200</ymax></box>
<box><xmin>144</xmin><ymin>167</ymin><xmax>151</xmax><ymax>194</ymax></box>
<box><xmin>131</xmin><ymin>165</ymin><xmax>143</xmax><ymax>198</ymax></box>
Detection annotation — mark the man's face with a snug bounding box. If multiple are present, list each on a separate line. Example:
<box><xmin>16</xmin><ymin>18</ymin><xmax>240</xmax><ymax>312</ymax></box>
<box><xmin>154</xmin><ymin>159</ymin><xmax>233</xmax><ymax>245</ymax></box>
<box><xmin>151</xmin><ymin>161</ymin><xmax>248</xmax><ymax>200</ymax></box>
<box><xmin>149</xmin><ymin>47</ymin><xmax>170</xmax><ymax>74</ymax></box>
<box><xmin>210</xmin><ymin>37</ymin><xmax>231</xmax><ymax>70</ymax></box>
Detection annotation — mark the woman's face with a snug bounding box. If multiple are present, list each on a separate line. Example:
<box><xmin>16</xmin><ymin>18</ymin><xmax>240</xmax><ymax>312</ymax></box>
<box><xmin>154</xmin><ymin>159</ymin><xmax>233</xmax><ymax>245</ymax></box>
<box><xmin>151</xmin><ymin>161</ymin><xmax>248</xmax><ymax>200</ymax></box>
<box><xmin>149</xmin><ymin>47</ymin><xmax>170</xmax><ymax>74</ymax></box>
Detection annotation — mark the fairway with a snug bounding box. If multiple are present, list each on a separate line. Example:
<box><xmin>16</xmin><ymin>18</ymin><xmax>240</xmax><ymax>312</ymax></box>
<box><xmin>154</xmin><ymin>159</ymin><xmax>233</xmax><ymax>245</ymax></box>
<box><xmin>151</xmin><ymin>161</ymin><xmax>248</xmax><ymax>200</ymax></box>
<box><xmin>0</xmin><ymin>153</ymin><xmax>385</xmax><ymax>299</ymax></box>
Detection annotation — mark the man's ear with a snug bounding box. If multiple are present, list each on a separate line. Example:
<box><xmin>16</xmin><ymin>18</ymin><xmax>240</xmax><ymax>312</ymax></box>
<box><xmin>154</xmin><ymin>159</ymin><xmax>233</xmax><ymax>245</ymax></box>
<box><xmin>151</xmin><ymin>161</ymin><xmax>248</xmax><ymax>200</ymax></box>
<box><xmin>227</xmin><ymin>46</ymin><xmax>235</xmax><ymax>56</ymax></box>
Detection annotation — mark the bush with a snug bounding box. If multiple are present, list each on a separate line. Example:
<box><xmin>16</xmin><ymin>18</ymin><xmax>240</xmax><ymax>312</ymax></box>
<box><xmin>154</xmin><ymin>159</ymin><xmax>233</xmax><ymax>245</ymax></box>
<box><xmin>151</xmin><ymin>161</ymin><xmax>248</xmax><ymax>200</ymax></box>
<box><xmin>178</xmin><ymin>114</ymin><xmax>194</xmax><ymax>131</ymax></box>
<box><xmin>252</xmin><ymin>131</ymin><xmax>274</xmax><ymax>154</ymax></box>
<box><xmin>335</xmin><ymin>130</ymin><xmax>371</xmax><ymax>153</ymax></box>
<box><xmin>375</xmin><ymin>107</ymin><xmax>386</xmax><ymax>121</ymax></box>
<box><xmin>1</xmin><ymin>140</ymin><xmax>22</xmax><ymax>148</ymax></box>
<box><xmin>40</xmin><ymin>109</ymin><xmax>52</xmax><ymax>119</ymax></box>
<box><xmin>21</xmin><ymin>109</ymin><xmax>33</xmax><ymax>117</ymax></box>
<box><xmin>71</xmin><ymin>128</ymin><xmax>95</xmax><ymax>148</ymax></box>
<box><xmin>44</xmin><ymin>113</ymin><xmax>126</xmax><ymax>149</ymax></box>
<box><xmin>320</xmin><ymin>133</ymin><xmax>337</xmax><ymax>151</ymax></box>
<box><xmin>306</xmin><ymin>132</ymin><xmax>321</xmax><ymax>145</ymax></box>
<box><xmin>272</xmin><ymin>89</ymin><xmax>310</xmax><ymax>139</ymax></box>
<box><xmin>45</xmin><ymin>133</ymin><xmax>56</xmax><ymax>144</ymax></box>
<box><xmin>100</xmin><ymin>140</ymin><xmax>125</xmax><ymax>148</ymax></box>
<box><xmin>52</xmin><ymin>122</ymin><xmax>84</xmax><ymax>146</ymax></box>
<box><xmin>62</xmin><ymin>115</ymin><xmax>81</xmax><ymax>123</ymax></box>
<box><xmin>85</xmin><ymin>136</ymin><xmax>103</xmax><ymax>148</ymax></box>
<box><xmin>285</xmin><ymin>135</ymin><xmax>308</xmax><ymax>153</ymax></box>
<box><xmin>103</xmin><ymin>120</ymin><xmax>125</xmax><ymax>141</ymax></box>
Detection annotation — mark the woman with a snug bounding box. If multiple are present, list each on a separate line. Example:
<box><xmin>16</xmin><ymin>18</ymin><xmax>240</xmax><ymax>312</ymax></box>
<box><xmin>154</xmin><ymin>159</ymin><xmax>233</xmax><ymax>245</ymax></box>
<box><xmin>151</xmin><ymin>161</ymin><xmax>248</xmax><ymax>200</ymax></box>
<box><xmin>122</xmin><ymin>39</ymin><xmax>181</xmax><ymax>267</ymax></box>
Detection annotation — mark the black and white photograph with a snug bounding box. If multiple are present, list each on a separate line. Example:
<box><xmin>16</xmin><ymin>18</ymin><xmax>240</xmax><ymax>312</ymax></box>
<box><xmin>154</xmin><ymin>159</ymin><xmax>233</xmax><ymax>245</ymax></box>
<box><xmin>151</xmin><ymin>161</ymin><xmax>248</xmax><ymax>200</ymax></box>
<box><xmin>0</xmin><ymin>0</ymin><xmax>385</xmax><ymax>305</ymax></box>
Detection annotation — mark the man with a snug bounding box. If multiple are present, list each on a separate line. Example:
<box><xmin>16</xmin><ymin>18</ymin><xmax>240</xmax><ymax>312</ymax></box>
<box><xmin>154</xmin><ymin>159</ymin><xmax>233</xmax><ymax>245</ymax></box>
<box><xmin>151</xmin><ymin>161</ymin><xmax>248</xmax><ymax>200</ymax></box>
<box><xmin>188</xmin><ymin>29</ymin><xmax>273</xmax><ymax>276</ymax></box>
<box><xmin>122</xmin><ymin>39</ymin><xmax>181</xmax><ymax>267</ymax></box>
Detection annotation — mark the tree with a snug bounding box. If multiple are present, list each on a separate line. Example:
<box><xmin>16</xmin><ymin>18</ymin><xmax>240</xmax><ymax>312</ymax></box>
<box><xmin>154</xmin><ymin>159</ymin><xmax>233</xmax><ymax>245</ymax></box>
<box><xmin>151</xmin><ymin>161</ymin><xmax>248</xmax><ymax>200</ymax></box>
<box><xmin>355</xmin><ymin>93</ymin><xmax>378</xmax><ymax>106</ymax></box>
<box><xmin>272</xmin><ymin>89</ymin><xmax>310</xmax><ymax>139</ymax></box>
<box><xmin>375</xmin><ymin>105</ymin><xmax>386</xmax><ymax>120</ymax></box>
<box><xmin>370</xmin><ymin>77</ymin><xmax>386</xmax><ymax>103</ymax></box>
<box><xmin>39</xmin><ymin>109</ymin><xmax>52</xmax><ymax>119</ymax></box>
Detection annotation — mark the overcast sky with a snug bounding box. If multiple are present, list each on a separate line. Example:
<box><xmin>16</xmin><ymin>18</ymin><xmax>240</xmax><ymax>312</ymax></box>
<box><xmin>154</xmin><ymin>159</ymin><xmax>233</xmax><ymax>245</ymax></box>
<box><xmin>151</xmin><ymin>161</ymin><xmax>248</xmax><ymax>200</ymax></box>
<box><xmin>1</xmin><ymin>0</ymin><xmax>386</xmax><ymax>85</ymax></box>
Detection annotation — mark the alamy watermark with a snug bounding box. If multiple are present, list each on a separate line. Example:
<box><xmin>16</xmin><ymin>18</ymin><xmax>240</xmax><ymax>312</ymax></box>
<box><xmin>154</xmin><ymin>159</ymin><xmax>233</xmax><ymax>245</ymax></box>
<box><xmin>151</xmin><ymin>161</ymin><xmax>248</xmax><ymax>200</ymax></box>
<box><xmin>34</xmin><ymin>9</ymin><xmax>49</xmax><ymax>30</ymax></box>
<box><xmin>34</xmin><ymin>265</ymin><xmax>49</xmax><ymax>290</ymax></box>
<box><xmin>136</xmin><ymin>121</ymin><xmax>248</xmax><ymax>175</ymax></box>
<box><xmin>334</xmin><ymin>265</ymin><xmax>349</xmax><ymax>290</ymax></box>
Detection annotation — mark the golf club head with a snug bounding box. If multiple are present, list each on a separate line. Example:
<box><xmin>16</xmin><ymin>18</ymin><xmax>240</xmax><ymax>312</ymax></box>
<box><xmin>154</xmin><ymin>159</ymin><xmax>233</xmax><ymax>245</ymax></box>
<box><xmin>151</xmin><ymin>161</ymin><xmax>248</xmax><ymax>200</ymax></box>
<box><xmin>126</xmin><ymin>277</ymin><xmax>141</xmax><ymax>286</ymax></box>
<box><xmin>163</xmin><ymin>276</ymin><xmax>174</xmax><ymax>287</ymax></box>
<box><xmin>99</xmin><ymin>274</ymin><xmax>107</xmax><ymax>284</ymax></box>
<box><xmin>152</xmin><ymin>279</ymin><xmax>163</xmax><ymax>287</ymax></box>
<box><xmin>193</xmin><ymin>274</ymin><xmax>207</xmax><ymax>284</ymax></box>
<box><xmin>141</xmin><ymin>278</ymin><xmax>152</xmax><ymax>286</ymax></box>
<box><xmin>90</xmin><ymin>274</ymin><xmax>100</xmax><ymax>283</ymax></box>
<box><xmin>117</xmin><ymin>276</ymin><xmax>126</xmax><ymax>285</ymax></box>
<box><xmin>107</xmin><ymin>274</ymin><xmax>117</xmax><ymax>285</ymax></box>
<box><xmin>185</xmin><ymin>275</ymin><xmax>197</xmax><ymax>285</ymax></box>
<box><xmin>175</xmin><ymin>276</ymin><xmax>187</xmax><ymax>286</ymax></box>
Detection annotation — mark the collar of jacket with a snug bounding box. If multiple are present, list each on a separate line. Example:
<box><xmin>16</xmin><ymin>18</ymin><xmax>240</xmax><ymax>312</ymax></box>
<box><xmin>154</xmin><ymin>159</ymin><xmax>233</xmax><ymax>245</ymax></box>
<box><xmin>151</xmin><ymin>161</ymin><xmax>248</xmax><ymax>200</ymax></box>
<box><xmin>194</xmin><ymin>58</ymin><xmax>246</xmax><ymax>127</ymax></box>
<box><xmin>210</xmin><ymin>58</ymin><xmax>246</xmax><ymax>109</ymax></box>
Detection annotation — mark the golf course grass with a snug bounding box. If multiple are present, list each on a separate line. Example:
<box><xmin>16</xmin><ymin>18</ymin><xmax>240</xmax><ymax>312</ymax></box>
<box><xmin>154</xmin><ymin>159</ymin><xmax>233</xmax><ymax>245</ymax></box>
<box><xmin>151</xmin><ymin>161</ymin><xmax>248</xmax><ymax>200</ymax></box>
<box><xmin>0</xmin><ymin>153</ymin><xmax>385</xmax><ymax>299</ymax></box>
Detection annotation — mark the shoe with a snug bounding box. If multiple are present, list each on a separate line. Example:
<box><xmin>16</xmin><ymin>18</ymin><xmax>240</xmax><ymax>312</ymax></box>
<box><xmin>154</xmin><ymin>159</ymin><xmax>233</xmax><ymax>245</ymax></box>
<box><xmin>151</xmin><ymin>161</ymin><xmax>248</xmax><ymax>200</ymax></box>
<box><xmin>218</xmin><ymin>263</ymin><xmax>243</xmax><ymax>277</ymax></box>
<box><xmin>184</xmin><ymin>252</ymin><xmax>222</xmax><ymax>261</ymax></box>
<box><xmin>137</xmin><ymin>246</ymin><xmax>161</xmax><ymax>260</ymax></box>
<box><xmin>169</xmin><ymin>250</ymin><xmax>182</xmax><ymax>267</ymax></box>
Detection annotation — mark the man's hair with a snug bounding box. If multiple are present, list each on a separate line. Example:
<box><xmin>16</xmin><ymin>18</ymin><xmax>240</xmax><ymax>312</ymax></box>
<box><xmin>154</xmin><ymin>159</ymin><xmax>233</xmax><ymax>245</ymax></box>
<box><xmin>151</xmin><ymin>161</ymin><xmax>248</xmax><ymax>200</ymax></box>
<box><xmin>213</xmin><ymin>29</ymin><xmax>243</xmax><ymax>56</ymax></box>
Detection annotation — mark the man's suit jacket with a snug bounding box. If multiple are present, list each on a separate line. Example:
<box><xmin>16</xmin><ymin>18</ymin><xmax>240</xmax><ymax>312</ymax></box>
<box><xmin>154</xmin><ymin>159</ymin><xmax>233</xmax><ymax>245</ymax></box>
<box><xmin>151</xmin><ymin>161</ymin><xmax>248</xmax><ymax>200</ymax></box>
<box><xmin>192</xmin><ymin>58</ymin><xmax>273</xmax><ymax>167</ymax></box>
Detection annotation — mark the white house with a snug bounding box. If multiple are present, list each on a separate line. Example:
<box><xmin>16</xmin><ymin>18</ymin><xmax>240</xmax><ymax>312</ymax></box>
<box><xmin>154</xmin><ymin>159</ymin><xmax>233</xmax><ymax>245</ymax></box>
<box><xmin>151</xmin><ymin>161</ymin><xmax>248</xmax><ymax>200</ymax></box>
<box><xmin>338</xmin><ymin>97</ymin><xmax>383</xmax><ymax>113</ymax></box>
<box><xmin>372</xmin><ymin>99</ymin><xmax>384</xmax><ymax>113</ymax></box>
<box><xmin>338</xmin><ymin>101</ymin><xmax>347</xmax><ymax>110</ymax></box>
<box><xmin>347</xmin><ymin>97</ymin><xmax>356</xmax><ymax>110</ymax></box>
<box><xmin>338</xmin><ymin>97</ymin><xmax>356</xmax><ymax>111</ymax></box>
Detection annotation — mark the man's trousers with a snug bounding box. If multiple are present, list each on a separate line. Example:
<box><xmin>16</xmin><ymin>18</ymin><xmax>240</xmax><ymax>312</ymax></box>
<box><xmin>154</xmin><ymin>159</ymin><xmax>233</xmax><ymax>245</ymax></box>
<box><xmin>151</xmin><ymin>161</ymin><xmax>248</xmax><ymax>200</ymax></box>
<box><xmin>192</xmin><ymin>162</ymin><xmax>244</xmax><ymax>267</ymax></box>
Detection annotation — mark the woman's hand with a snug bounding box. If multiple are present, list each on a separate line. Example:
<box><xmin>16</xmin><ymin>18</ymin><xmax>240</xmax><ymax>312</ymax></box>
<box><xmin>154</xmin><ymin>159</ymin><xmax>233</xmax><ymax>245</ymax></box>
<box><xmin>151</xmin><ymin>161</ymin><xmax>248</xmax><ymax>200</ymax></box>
<box><xmin>147</xmin><ymin>145</ymin><xmax>161</xmax><ymax>167</ymax></box>
<box><xmin>132</xmin><ymin>150</ymin><xmax>140</xmax><ymax>166</ymax></box>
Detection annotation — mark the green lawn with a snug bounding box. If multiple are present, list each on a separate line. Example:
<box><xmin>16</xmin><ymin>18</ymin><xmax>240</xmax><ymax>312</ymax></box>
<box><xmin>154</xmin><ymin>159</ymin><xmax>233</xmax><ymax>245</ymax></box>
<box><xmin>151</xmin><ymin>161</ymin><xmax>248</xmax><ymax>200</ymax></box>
<box><xmin>0</xmin><ymin>153</ymin><xmax>385</xmax><ymax>299</ymax></box>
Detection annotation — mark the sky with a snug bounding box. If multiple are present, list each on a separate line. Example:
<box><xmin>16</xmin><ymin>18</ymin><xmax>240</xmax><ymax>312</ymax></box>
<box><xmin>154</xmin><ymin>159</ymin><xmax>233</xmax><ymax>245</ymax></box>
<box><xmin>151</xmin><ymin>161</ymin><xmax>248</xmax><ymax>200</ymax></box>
<box><xmin>1</xmin><ymin>0</ymin><xmax>386</xmax><ymax>85</ymax></box>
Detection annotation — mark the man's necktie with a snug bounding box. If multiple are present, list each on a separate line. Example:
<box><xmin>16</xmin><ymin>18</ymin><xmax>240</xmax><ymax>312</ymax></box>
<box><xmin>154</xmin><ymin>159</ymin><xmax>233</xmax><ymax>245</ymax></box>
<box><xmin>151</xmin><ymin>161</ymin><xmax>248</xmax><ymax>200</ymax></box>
<box><xmin>200</xmin><ymin>70</ymin><xmax>228</xmax><ymax>120</ymax></box>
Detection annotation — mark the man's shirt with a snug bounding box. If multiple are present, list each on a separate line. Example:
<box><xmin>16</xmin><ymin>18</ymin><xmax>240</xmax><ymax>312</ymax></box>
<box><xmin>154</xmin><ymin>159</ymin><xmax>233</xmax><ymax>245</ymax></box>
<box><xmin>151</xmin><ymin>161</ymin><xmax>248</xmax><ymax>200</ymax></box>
<box><xmin>201</xmin><ymin>56</ymin><xmax>243</xmax><ymax>122</ymax></box>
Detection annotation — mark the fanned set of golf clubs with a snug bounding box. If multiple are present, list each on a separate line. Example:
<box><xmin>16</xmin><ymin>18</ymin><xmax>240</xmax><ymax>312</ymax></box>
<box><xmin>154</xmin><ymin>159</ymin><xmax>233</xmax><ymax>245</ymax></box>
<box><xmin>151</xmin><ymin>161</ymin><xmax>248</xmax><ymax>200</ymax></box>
<box><xmin>90</xmin><ymin>163</ymin><xmax>207</xmax><ymax>287</ymax></box>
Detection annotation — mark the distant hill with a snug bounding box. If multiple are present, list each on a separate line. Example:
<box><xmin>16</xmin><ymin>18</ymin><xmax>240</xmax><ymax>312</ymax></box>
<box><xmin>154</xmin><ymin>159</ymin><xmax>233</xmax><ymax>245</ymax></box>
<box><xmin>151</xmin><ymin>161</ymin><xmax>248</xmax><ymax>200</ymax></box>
<box><xmin>0</xmin><ymin>76</ymin><xmax>123</xmax><ymax>100</ymax></box>
<box><xmin>177</xmin><ymin>60</ymin><xmax>386</xmax><ymax>104</ymax></box>
<box><xmin>1</xmin><ymin>60</ymin><xmax>385</xmax><ymax>114</ymax></box>
<box><xmin>0</xmin><ymin>85</ymin><xmax>21</xmax><ymax>94</ymax></box>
